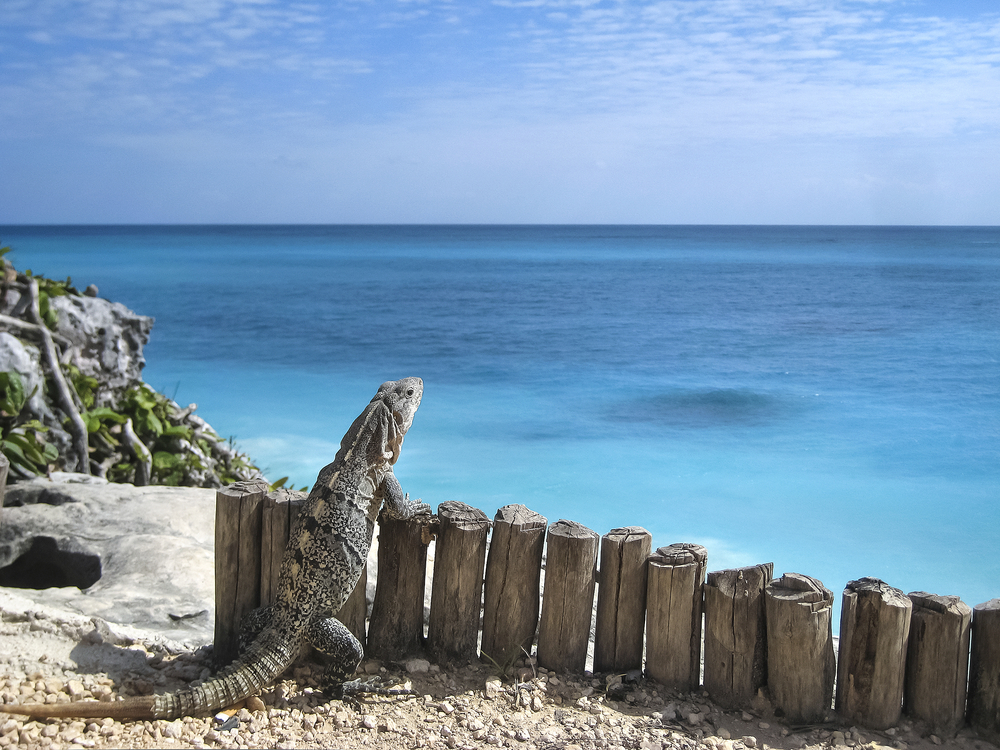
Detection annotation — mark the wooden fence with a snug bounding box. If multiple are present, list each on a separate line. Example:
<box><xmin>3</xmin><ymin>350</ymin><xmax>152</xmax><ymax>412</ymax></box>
<box><xmin>214</xmin><ymin>480</ymin><xmax>999</xmax><ymax>743</ymax></box>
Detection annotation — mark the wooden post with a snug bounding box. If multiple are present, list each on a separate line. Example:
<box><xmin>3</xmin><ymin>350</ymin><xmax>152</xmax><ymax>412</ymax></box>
<box><xmin>367</xmin><ymin>512</ymin><xmax>433</xmax><ymax>661</ymax></box>
<box><xmin>214</xmin><ymin>479</ymin><xmax>269</xmax><ymax>665</ymax></box>
<box><xmin>480</xmin><ymin>504</ymin><xmax>547</xmax><ymax>668</ymax></box>
<box><xmin>335</xmin><ymin>565</ymin><xmax>368</xmax><ymax>649</ymax></box>
<box><xmin>427</xmin><ymin>501</ymin><xmax>491</xmax><ymax>661</ymax></box>
<box><xmin>645</xmin><ymin>543</ymin><xmax>707</xmax><ymax>692</ymax></box>
<box><xmin>536</xmin><ymin>519</ymin><xmax>599</xmax><ymax>673</ymax></box>
<box><xmin>968</xmin><ymin>599</ymin><xmax>1000</xmax><ymax>745</ymax></box>
<box><xmin>594</xmin><ymin>526</ymin><xmax>651</xmax><ymax>673</ymax></box>
<box><xmin>258</xmin><ymin>488</ymin><xmax>366</xmax><ymax>645</ymax></box>
<box><xmin>259</xmin><ymin>488</ymin><xmax>305</xmax><ymax>607</ymax></box>
<box><xmin>836</xmin><ymin>577</ymin><xmax>912</xmax><ymax>730</ymax></box>
<box><xmin>764</xmin><ymin>573</ymin><xmax>835</xmax><ymax>724</ymax></box>
<box><xmin>903</xmin><ymin>592</ymin><xmax>971</xmax><ymax>737</ymax></box>
<box><xmin>703</xmin><ymin>562</ymin><xmax>772</xmax><ymax>709</ymax></box>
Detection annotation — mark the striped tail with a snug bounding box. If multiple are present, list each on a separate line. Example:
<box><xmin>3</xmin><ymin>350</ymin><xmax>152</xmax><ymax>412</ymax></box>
<box><xmin>1</xmin><ymin>633</ymin><xmax>297</xmax><ymax>721</ymax></box>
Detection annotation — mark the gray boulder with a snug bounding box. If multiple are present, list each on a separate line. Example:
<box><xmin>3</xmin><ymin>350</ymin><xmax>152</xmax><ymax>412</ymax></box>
<box><xmin>0</xmin><ymin>477</ymin><xmax>216</xmax><ymax>645</ymax></box>
<box><xmin>50</xmin><ymin>293</ymin><xmax>153</xmax><ymax>403</ymax></box>
<box><xmin>0</xmin><ymin>282</ymin><xmax>152</xmax><ymax>406</ymax></box>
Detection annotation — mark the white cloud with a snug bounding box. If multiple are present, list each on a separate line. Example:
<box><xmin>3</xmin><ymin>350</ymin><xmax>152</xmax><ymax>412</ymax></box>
<box><xmin>0</xmin><ymin>0</ymin><xmax>998</xmax><ymax>223</ymax></box>
<box><xmin>3</xmin><ymin>0</ymin><xmax>997</xmax><ymax>141</ymax></box>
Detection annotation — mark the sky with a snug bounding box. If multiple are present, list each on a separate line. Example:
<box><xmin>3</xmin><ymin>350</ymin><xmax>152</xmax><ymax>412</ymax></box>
<box><xmin>1</xmin><ymin>0</ymin><xmax>998</xmax><ymax>225</ymax></box>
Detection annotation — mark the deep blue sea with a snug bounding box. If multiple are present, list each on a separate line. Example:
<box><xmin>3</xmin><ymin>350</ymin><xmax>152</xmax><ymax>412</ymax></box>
<box><xmin>2</xmin><ymin>225</ymin><xmax>998</xmax><ymax>627</ymax></box>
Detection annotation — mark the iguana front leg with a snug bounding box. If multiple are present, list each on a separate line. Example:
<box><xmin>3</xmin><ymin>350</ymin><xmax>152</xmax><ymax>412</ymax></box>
<box><xmin>310</xmin><ymin>617</ymin><xmax>416</xmax><ymax>700</ymax></box>
<box><xmin>379</xmin><ymin>472</ymin><xmax>431</xmax><ymax>520</ymax></box>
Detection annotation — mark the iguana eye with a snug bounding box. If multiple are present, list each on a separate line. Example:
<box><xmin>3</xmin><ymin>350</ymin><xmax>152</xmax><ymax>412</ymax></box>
<box><xmin>406</xmin><ymin>388</ymin><xmax>414</xmax><ymax>396</ymax></box>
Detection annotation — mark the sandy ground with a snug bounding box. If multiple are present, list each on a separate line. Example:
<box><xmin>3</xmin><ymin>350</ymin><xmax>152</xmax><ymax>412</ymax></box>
<box><xmin>1</xmin><ymin>590</ymin><xmax>995</xmax><ymax>750</ymax></box>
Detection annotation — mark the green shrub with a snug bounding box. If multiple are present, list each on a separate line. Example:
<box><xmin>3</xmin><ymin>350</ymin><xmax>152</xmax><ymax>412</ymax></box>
<box><xmin>0</xmin><ymin>370</ymin><xmax>59</xmax><ymax>476</ymax></box>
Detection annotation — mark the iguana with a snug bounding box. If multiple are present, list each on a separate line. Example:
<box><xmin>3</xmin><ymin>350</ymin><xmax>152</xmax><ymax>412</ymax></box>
<box><xmin>2</xmin><ymin>377</ymin><xmax>431</xmax><ymax>720</ymax></box>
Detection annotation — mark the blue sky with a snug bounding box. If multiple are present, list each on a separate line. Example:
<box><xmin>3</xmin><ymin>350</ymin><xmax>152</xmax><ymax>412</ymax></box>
<box><xmin>1</xmin><ymin>0</ymin><xmax>998</xmax><ymax>224</ymax></box>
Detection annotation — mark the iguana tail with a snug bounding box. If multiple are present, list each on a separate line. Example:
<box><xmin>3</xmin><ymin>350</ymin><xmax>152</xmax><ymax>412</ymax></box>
<box><xmin>1</xmin><ymin>633</ymin><xmax>297</xmax><ymax>721</ymax></box>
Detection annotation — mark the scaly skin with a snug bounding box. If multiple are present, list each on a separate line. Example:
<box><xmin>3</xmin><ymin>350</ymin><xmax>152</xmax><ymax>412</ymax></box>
<box><xmin>2</xmin><ymin>377</ymin><xmax>431</xmax><ymax>720</ymax></box>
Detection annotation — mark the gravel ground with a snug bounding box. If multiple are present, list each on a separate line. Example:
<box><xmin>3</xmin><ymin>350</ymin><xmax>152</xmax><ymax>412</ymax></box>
<box><xmin>1</xmin><ymin>597</ymin><xmax>995</xmax><ymax>750</ymax></box>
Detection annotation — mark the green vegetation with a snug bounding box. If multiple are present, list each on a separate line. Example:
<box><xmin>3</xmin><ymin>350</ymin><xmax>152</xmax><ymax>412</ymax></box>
<box><xmin>0</xmin><ymin>245</ymin><xmax>268</xmax><ymax>487</ymax></box>
<box><xmin>98</xmin><ymin>383</ymin><xmax>261</xmax><ymax>486</ymax></box>
<box><xmin>0</xmin><ymin>370</ymin><xmax>59</xmax><ymax>476</ymax></box>
<box><xmin>268</xmin><ymin>476</ymin><xmax>309</xmax><ymax>492</ymax></box>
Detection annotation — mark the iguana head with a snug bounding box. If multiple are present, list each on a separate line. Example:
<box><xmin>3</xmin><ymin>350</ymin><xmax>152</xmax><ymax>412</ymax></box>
<box><xmin>375</xmin><ymin>377</ymin><xmax>423</xmax><ymax>436</ymax></box>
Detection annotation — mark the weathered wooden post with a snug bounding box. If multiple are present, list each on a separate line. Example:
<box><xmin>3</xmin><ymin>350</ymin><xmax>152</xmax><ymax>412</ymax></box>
<box><xmin>214</xmin><ymin>479</ymin><xmax>269</xmax><ymax>665</ymax></box>
<box><xmin>594</xmin><ymin>527</ymin><xmax>651</xmax><ymax>673</ymax></box>
<box><xmin>903</xmin><ymin>592</ymin><xmax>971</xmax><ymax>737</ymax></box>
<box><xmin>765</xmin><ymin>573</ymin><xmax>835</xmax><ymax>724</ymax></box>
<box><xmin>258</xmin><ymin>488</ymin><xmax>367</xmax><ymax>645</ymax></box>
<box><xmin>260</xmin><ymin>487</ymin><xmax>368</xmax><ymax>646</ymax></box>
<box><xmin>259</xmin><ymin>488</ymin><xmax>305</xmax><ymax>606</ymax></box>
<box><xmin>968</xmin><ymin>599</ymin><xmax>1000</xmax><ymax>744</ymax></box>
<box><xmin>480</xmin><ymin>504</ymin><xmax>547</xmax><ymax>667</ymax></box>
<box><xmin>537</xmin><ymin>520</ymin><xmax>599</xmax><ymax>673</ymax></box>
<box><xmin>367</xmin><ymin>512</ymin><xmax>435</xmax><ymax>661</ymax></box>
<box><xmin>703</xmin><ymin>562</ymin><xmax>772</xmax><ymax>709</ymax></box>
<box><xmin>836</xmin><ymin>577</ymin><xmax>911</xmax><ymax>730</ymax></box>
<box><xmin>427</xmin><ymin>501</ymin><xmax>491</xmax><ymax>661</ymax></box>
<box><xmin>645</xmin><ymin>543</ymin><xmax>707</xmax><ymax>691</ymax></box>
<box><xmin>334</xmin><ymin>562</ymin><xmax>368</xmax><ymax>648</ymax></box>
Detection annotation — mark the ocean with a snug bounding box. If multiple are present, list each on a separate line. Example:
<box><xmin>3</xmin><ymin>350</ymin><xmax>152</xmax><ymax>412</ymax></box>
<box><xmin>1</xmin><ymin>224</ymin><xmax>997</xmax><ymax>626</ymax></box>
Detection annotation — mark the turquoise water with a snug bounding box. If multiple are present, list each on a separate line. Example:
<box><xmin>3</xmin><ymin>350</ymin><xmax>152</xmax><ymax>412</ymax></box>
<box><xmin>2</xmin><ymin>225</ymin><xmax>998</xmax><ymax>624</ymax></box>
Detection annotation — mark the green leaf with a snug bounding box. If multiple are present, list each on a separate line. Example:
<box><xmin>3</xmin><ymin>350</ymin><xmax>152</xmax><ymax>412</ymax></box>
<box><xmin>66</xmin><ymin>365</ymin><xmax>99</xmax><ymax>409</ymax></box>
<box><xmin>269</xmin><ymin>476</ymin><xmax>289</xmax><ymax>491</ymax></box>
<box><xmin>1</xmin><ymin>438</ymin><xmax>30</xmax><ymax>467</ymax></box>
<box><xmin>41</xmin><ymin>441</ymin><xmax>58</xmax><ymax>462</ymax></box>
<box><xmin>0</xmin><ymin>371</ymin><xmax>27</xmax><ymax>417</ymax></box>
<box><xmin>152</xmin><ymin>451</ymin><xmax>181</xmax><ymax>470</ymax></box>
<box><xmin>85</xmin><ymin>407</ymin><xmax>128</xmax><ymax>424</ymax></box>
<box><xmin>4</xmin><ymin>432</ymin><xmax>46</xmax><ymax>466</ymax></box>
<box><xmin>162</xmin><ymin>424</ymin><xmax>192</xmax><ymax>439</ymax></box>
<box><xmin>95</xmin><ymin>425</ymin><xmax>120</xmax><ymax>447</ymax></box>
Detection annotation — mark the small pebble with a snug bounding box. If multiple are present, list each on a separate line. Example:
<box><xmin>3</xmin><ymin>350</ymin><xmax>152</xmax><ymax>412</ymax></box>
<box><xmin>405</xmin><ymin>658</ymin><xmax>431</xmax><ymax>674</ymax></box>
<box><xmin>484</xmin><ymin>679</ymin><xmax>503</xmax><ymax>699</ymax></box>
